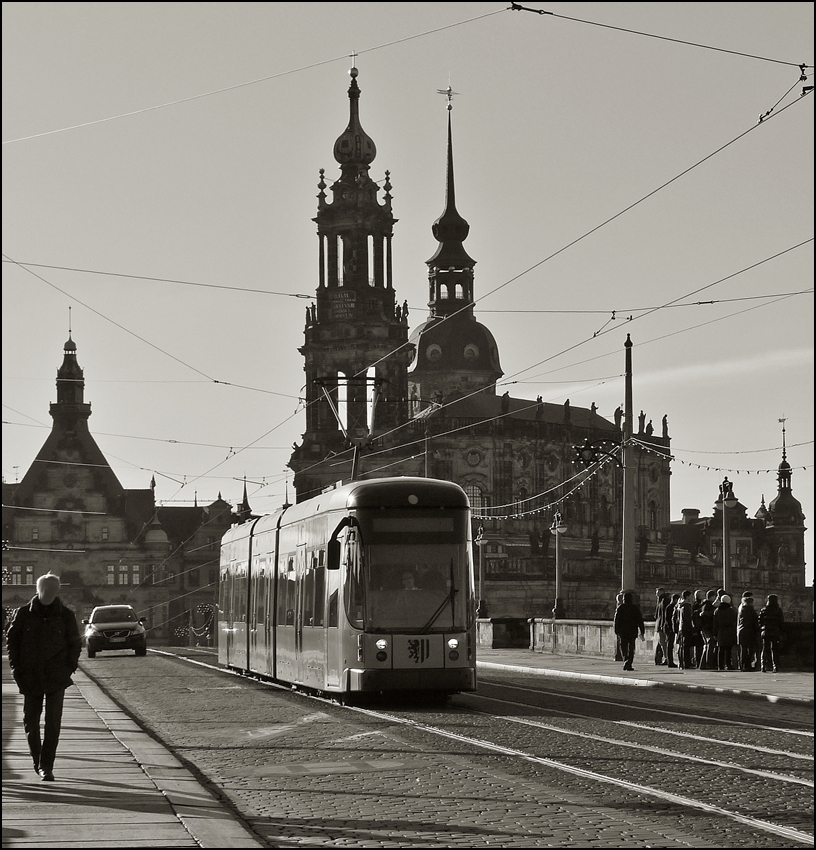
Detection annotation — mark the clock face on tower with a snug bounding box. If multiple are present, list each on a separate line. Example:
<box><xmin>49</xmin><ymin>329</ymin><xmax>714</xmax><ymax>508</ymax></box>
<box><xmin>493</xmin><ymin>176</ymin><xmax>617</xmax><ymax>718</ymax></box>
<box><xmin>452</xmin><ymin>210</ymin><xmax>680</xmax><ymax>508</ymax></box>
<box><xmin>426</xmin><ymin>343</ymin><xmax>442</xmax><ymax>362</ymax></box>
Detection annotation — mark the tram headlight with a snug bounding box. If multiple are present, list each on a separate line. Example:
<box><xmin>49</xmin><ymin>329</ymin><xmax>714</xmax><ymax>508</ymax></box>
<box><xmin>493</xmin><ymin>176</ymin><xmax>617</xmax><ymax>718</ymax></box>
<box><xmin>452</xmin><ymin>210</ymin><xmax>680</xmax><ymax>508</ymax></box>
<box><xmin>447</xmin><ymin>638</ymin><xmax>459</xmax><ymax>649</ymax></box>
<box><xmin>376</xmin><ymin>639</ymin><xmax>388</xmax><ymax>651</ymax></box>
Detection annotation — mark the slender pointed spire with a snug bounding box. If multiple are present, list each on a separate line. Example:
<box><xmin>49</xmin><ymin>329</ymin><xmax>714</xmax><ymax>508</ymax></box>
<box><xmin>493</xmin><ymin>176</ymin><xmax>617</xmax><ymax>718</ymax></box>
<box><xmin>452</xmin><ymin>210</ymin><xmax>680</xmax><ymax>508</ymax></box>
<box><xmin>427</xmin><ymin>104</ymin><xmax>475</xmax><ymax>269</ymax></box>
<box><xmin>776</xmin><ymin>417</ymin><xmax>792</xmax><ymax>492</ymax></box>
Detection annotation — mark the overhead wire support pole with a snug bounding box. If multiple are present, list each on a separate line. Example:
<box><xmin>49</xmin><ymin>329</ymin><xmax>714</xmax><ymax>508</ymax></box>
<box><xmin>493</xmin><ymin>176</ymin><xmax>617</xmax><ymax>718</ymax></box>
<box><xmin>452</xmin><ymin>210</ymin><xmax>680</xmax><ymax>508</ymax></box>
<box><xmin>621</xmin><ymin>334</ymin><xmax>636</xmax><ymax>595</ymax></box>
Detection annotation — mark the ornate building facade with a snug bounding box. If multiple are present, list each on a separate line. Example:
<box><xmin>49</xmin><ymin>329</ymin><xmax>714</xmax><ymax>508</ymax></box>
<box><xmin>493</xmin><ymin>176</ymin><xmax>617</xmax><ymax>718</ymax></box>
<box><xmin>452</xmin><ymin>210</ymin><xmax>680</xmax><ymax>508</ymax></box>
<box><xmin>287</xmin><ymin>68</ymin><xmax>686</xmax><ymax>619</ymax></box>
<box><xmin>2</xmin><ymin>336</ymin><xmax>234</xmax><ymax>642</ymax></box>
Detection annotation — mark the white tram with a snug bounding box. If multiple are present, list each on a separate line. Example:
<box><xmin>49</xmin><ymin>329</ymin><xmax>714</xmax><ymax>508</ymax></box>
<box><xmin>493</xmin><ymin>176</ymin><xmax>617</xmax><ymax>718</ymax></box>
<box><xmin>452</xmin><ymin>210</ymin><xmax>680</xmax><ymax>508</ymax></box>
<box><xmin>217</xmin><ymin>477</ymin><xmax>477</xmax><ymax>696</ymax></box>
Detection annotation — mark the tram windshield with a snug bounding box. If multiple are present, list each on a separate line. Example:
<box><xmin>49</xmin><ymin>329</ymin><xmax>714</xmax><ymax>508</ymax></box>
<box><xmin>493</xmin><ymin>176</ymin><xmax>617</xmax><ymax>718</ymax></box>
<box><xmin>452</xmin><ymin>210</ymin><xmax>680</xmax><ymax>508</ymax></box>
<box><xmin>345</xmin><ymin>511</ymin><xmax>471</xmax><ymax>633</ymax></box>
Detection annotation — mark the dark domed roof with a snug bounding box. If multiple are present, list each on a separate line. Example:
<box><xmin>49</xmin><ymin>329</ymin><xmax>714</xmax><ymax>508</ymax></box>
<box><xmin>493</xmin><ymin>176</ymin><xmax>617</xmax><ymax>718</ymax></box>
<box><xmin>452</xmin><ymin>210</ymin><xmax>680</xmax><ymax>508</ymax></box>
<box><xmin>408</xmin><ymin>313</ymin><xmax>502</xmax><ymax>375</ymax></box>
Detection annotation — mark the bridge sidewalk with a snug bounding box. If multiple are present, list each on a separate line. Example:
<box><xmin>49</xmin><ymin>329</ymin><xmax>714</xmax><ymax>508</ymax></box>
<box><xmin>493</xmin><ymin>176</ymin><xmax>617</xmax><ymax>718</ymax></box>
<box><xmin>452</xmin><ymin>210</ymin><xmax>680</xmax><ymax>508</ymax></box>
<box><xmin>1</xmin><ymin>653</ymin><xmax>264</xmax><ymax>849</ymax></box>
<box><xmin>477</xmin><ymin>647</ymin><xmax>814</xmax><ymax>705</ymax></box>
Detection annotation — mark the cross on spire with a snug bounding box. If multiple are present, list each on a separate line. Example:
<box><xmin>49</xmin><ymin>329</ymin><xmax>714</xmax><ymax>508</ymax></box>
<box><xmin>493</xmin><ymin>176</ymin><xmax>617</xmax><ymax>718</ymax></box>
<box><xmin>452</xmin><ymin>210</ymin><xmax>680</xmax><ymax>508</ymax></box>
<box><xmin>779</xmin><ymin>416</ymin><xmax>787</xmax><ymax>460</ymax></box>
<box><xmin>436</xmin><ymin>84</ymin><xmax>460</xmax><ymax>111</ymax></box>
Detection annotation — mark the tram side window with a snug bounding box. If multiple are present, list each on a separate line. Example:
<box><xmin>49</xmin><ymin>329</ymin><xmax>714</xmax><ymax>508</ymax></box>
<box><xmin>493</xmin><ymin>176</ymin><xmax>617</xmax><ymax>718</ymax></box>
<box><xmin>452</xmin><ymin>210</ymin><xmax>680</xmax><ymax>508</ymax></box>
<box><xmin>328</xmin><ymin>589</ymin><xmax>338</xmax><ymax>627</ymax></box>
<box><xmin>277</xmin><ymin>556</ymin><xmax>296</xmax><ymax>626</ymax></box>
<box><xmin>303</xmin><ymin>554</ymin><xmax>316</xmax><ymax>626</ymax></box>
<box><xmin>236</xmin><ymin>561</ymin><xmax>247</xmax><ymax>622</ymax></box>
<box><xmin>313</xmin><ymin>550</ymin><xmax>326</xmax><ymax>627</ymax></box>
<box><xmin>255</xmin><ymin>568</ymin><xmax>265</xmax><ymax>626</ymax></box>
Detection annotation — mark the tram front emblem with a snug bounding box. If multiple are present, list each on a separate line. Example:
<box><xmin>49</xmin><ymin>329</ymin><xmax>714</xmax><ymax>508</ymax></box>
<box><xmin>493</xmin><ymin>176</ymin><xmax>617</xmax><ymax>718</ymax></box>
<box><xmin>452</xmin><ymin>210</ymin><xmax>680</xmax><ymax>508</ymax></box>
<box><xmin>407</xmin><ymin>638</ymin><xmax>431</xmax><ymax>664</ymax></box>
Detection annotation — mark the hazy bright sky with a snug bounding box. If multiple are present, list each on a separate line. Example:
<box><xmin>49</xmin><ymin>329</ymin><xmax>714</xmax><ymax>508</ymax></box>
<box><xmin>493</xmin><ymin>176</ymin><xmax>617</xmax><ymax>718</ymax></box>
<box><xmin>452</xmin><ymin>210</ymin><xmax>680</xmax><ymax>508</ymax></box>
<box><xmin>3</xmin><ymin>3</ymin><xmax>813</xmax><ymax>583</ymax></box>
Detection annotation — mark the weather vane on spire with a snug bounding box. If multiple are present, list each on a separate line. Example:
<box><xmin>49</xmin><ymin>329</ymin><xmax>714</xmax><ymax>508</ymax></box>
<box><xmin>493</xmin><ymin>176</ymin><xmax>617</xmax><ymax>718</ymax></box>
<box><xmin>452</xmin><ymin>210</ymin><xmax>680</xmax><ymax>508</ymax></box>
<box><xmin>437</xmin><ymin>82</ymin><xmax>459</xmax><ymax>111</ymax></box>
<box><xmin>350</xmin><ymin>50</ymin><xmax>358</xmax><ymax>69</ymax></box>
<box><xmin>779</xmin><ymin>415</ymin><xmax>787</xmax><ymax>459</ymax></box>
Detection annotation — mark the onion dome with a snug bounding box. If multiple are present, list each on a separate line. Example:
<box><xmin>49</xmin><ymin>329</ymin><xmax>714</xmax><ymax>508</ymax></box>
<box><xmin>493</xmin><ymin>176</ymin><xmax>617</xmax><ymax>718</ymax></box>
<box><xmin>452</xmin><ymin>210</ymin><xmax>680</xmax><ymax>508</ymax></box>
<box><xmin>333</xmin><ymin>67</ymin><xmax>376</xmax><ymax>171</ymax></box>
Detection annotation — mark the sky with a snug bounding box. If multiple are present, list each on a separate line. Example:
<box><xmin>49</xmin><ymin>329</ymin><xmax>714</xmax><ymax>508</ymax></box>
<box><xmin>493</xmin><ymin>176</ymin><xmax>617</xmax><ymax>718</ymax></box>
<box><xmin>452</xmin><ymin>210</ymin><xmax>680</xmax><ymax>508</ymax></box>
<box><xmin>3</xmin><ymin>3</ymin><xmax>813</xmax><ymax>583</ymax></box>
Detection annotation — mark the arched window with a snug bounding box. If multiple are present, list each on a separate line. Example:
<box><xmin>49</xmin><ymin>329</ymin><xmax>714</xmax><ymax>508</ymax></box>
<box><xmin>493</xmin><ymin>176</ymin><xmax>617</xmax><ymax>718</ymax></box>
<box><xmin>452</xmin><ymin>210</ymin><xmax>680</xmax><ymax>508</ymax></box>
<box><xmin>464</xmin><ymin>484</ymin><xmax>484</xmax><ymax>511</ymax></box>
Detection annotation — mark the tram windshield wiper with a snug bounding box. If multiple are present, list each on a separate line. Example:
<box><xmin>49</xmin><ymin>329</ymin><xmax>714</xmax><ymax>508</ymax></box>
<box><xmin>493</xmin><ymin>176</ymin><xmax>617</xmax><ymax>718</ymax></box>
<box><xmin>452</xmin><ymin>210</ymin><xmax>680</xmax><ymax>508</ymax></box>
<box><xmin>420</xmin><ymin>559</ymin><xmax>457</xmax><ymax>634</ymax></box>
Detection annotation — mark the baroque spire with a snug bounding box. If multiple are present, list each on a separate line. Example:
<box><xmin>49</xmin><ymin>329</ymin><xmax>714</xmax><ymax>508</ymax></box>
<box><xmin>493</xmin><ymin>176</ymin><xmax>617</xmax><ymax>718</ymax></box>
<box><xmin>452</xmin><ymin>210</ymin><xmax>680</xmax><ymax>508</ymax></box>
<box><xmin>427</xmin><ymin>94</ymin><xmax>475</xmax><ymax>271</ymax></box>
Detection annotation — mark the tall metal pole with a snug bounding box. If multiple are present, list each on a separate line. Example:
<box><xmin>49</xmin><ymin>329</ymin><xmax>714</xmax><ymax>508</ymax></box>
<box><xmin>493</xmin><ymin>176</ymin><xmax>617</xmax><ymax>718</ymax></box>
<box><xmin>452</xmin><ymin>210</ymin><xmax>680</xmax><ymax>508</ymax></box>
<box><xmin>475</xmin><ymin>526</ymin><xmax>485</xmax><ymax>617</ymax></box>
<box><xmin>721</xmin><ymin>477</ymin><xmax>737</xmax><ymax>594</ymax></box>
<box><xmin>621</xmin><ymin>334</ymin><xmax>636</xmax><ymax>593</ymax></box>
<box><xmin>552</xmin><ymin>512</ymin><xmax>566</xmax><ymax>618</ymax></box>
<box><xmin>722</xmin><ymin>497</ymin><xmax>730</xmax><ymax>595</ymax></box>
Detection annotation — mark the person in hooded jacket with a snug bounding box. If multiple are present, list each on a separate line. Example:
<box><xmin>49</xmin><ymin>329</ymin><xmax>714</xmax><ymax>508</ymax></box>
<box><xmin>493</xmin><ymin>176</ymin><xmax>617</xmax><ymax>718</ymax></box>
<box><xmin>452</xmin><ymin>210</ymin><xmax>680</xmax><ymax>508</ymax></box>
<box><xmin>713</xmin><ymin>593</ymin><xmax>738</xmax><ymax>671</ymax></box>
<box><xmin>6</xmin><ymin>573</ymin><xmax>81</xmax><ymax>781</ymax></box>
<box><xmin>758</xmin><ymin>594</ymin><xmax>785</xmax><ymax>673</ymax></box>
<box><xmin>736</xmin><ymin>594</ymin><xmax>760</xmax><ymax>672</ymax></box>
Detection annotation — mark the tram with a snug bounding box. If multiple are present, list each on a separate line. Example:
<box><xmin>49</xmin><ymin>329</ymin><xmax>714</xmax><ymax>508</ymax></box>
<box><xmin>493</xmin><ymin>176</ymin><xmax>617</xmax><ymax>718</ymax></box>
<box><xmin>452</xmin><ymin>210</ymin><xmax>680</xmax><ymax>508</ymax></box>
<box><xmin>217</xmin><ymin>477</ymin><xmax>477</xmax><ymax>696</ymax></box>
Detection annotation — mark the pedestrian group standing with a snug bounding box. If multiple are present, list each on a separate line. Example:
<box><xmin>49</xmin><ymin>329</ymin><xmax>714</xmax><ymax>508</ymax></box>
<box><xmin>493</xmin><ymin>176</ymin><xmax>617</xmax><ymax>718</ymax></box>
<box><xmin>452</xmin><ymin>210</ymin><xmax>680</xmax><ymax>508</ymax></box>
<box><xmin>628</xmin><ymin>586</ymin><xmax>788</xmax><ymax>674</ymax></box>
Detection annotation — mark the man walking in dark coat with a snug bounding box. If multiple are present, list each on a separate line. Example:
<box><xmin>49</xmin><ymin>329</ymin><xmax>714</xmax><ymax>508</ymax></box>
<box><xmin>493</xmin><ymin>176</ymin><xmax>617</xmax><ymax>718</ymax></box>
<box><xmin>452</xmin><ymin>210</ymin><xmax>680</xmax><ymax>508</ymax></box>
<box><xmin>7</xmin><ymin>573</ymin><xmax>81</xmax><ymax>781</ymax></box>
<box><xmin>614</xmin><ymin>591</ymin><xmax>645</xmax><ymax>671</ymax></box>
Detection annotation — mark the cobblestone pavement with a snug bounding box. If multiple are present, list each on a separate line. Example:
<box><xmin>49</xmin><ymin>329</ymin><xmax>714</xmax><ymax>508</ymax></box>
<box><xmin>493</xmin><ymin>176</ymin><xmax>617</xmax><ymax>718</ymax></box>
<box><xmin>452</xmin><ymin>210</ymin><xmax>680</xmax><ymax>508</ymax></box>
<box><xmin>79</xmin><ymin>650</ymin><xmax>813</xmax><ymax>848</ymax></box>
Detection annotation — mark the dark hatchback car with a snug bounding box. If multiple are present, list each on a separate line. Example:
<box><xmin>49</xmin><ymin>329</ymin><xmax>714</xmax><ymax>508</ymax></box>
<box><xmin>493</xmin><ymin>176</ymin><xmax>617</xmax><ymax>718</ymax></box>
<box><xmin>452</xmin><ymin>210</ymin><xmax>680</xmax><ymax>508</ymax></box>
<box><xmin>83</xmin><ymin>605</ymin><xmax>147</xmax><ymax>657</ymax></box>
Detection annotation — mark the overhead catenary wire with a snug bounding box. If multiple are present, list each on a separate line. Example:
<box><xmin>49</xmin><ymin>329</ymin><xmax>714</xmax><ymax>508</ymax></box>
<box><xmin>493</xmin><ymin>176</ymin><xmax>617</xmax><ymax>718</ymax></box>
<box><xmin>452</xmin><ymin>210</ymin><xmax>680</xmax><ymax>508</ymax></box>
<box><xmin>3</xmin><ymin>43</ymin><xmax>810</xmax><ymax>460</ymax></box>
<box><xmin>0</xmin><ymin>260</ymin><xmax>313</xmax><ymax>299</ymax></box>
<box><xmin>1</xmin><ymin>7</ymin><xmax>507</xmax><ymax>145</ymax></box>
<box><xmin>3</xmin><ymin>5</ymin><xmax>809</xmax><ymax>147</ymax></box>
<box><xmin>4</xmin><ymin>242</ymin><xmax>807</xmax><ymax>509</ymax></box>
<box><xmin>510</xmin><ymin>3</ymin><xmax>812</xmax><ymax>68</ymax></box>
<box><xmin>359</xmin><ymin>92</ymin><xmax>813</xmax><ymax>379</ymax></box>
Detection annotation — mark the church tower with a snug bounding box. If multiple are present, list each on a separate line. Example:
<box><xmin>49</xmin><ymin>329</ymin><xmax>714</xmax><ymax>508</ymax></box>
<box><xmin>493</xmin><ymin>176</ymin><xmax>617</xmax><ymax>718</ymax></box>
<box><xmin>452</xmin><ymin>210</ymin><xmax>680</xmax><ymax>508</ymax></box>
<box><xmin>766</xmin><ymin>421</ymin><xmax>807</xmax><ymax>577</ymax></box>
<box><xmin>407</xmin><ymin>96</ymin><xmax>502</xmax><ymax>412</ymax></box>
<box><xmin>291</xmin><ymin>67</ymin><xmax>413</xmax><ymax>500</ymax></box>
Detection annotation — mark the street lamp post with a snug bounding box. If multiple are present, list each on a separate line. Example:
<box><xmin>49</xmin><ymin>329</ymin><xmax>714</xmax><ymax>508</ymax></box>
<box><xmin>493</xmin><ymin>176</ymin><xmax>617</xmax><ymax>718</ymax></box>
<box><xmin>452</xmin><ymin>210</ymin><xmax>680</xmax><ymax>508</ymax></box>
<box><xmin>551</xmin><ymin>512</ymin><xmax>567</xmax><ymax>618</ymax></box>
<box><xmin>475</xmin><ymin>526</ymin><xmax>486</xmax><ymax>618</ymax></box>
<box><xmin>721</xmin><ymin>477</ymin><xmax>738</xmax><ymax>594</ymax></box>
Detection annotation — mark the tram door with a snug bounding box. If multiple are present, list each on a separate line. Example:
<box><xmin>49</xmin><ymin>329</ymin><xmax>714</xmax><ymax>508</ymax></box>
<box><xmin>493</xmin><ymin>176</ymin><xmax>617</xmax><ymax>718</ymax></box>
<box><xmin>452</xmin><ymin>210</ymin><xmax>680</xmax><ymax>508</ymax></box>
<box><xmin>275</xmin><ymin>550</ymin><xmax>297</xmax><ymax>683</ymax></box>
<box><xmin>248</xmin><ymin>557</ymin><xmax>267</xmax><ymax>675</ymax></box>
<box><xmin>297</xmin><ymin>545</ymin><xmax>327</xmax><ymax>690</ymax></box>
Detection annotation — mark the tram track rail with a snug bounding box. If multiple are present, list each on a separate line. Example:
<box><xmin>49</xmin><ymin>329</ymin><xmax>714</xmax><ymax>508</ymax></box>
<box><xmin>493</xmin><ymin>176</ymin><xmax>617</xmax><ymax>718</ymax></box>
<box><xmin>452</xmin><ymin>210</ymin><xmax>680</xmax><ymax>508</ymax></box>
<box><xmin>150</xmin><ymin>647</ymin><xmax>814</xmax><ymax>847</ymax></box>
<box><xmin>343</xmin><ymin>702</ymin><xmax>814</xmax><ymax>847</ymax></box>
